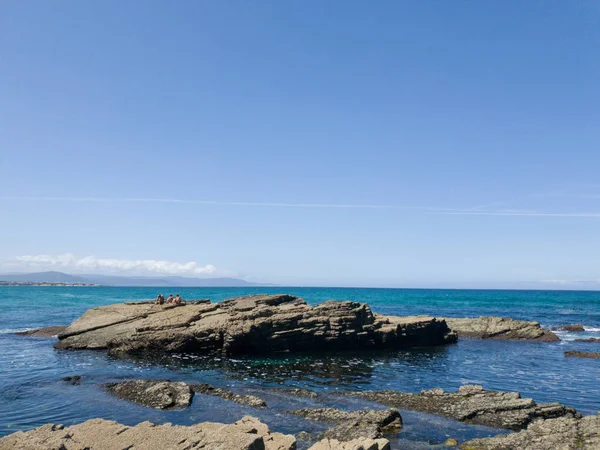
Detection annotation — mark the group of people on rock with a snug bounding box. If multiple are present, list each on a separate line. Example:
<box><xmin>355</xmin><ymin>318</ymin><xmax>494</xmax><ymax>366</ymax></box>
<box><xmin>154</xmin><ymin>293</ymin><xmax>184</xmax><ymax>305</ymax></box>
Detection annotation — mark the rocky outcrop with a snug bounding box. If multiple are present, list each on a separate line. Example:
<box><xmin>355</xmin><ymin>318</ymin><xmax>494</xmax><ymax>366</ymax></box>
<box><xmin>575</xmin><ymin>338</ymin><xmax>600</xmax><ymax>343</ymax></box>
<box><xmin>460</xmin><ymin>414</ymin><xmax>600</xmax><ymax>449</ymax></box>
<box><xmin>15</xmin><ymin>326</ymin><xmax>67</xmax><ymax>338</ymax></box>
<box><xmin>104</xmin><ymin>380</ymin><xmax>194</xmax><ymax>409</ymax></box>
<box><xmin>309</xmin><ymin>437</ymin><xmax>390</xmax><ymax>450</ymax></box>
<box><xmin>288</xmin><ymin>408</ymin><xmax>402</xmax><ymax>441</ymax></box>
<box><xmin>554</xmin><ymin>324</ymin><xmax>585</xmax><ymax>332</ymax></box>
<box><xmin>342</xmin><ymin>385</ymin><xmax>579</xmax><ymax>431</ymax></box>
<box><xmin>564</xmin><ymin>350</ymin><xmax>600</xmax><ymax>359</ymax></box>
<box><xmin>0</xmin><ymin>416</ymin><xmax>296</xmax><ymax>450</ymax></box>
<box><xmin>61</xmin><ymin>375</ymin><xmax>82</xmax><ymax>385</ymax></box>
<box><xmin>191</xmin><ymin>383</ymin><xmax>267</xmax><ymax>408</ymax></box>
<box><xmin>54</xmin><ymin>294</ymin><xmax>457</xmax><ymax>356</ymax></box>
<box><xmin>437</xmin><ymin>317</ymin><xmax>559</xmax><ymax>342</ymax></box>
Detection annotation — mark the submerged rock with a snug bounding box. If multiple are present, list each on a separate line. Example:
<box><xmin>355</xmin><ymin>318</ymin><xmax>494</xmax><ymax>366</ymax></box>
<box><xmin>191</xmin><ymin>383</ymin><xmax>267</xmax><ymax>408</ymax></box>
<box><xmin>61</xmin><ymin>375</ymin><xmax>82</xmax><ymax>385</ymax></box>
<box><xmin>15</xmin><ymin>326</ymin><xmax>67</xmax><ymax>338</ymax></box>
<box><xmin>564</xmin><ymin>350</ymin><xmax>600</xmax><ymax>359</ymax></box>
<box><xmin>288</xmin><ymin>408</ymin><xmax>402</xmax><ymax>441</ymax></box>
<box><xmin>437</xmin><ymin>316</ymin><xmax>559</xmax><ymax>342</ymax></box>
<box><xmin>0</xmin><ymin>416</ymin><xmax>297</xmax><ymax>450</ymax></box>
<box><xmin>554</xmin><ymin>324</ymin><xmax>585</xmax><ymax>332</ymax></box>
<box><xmin>104</xmin><ymin>380</ymin><xmax>193</xmax><ymax>409</ymax></box>
<box><xmin>309</xmin><ymin>437</ymin><xmax>390</xmax><ymax>450</ymax></box>
<box><xmin>575</xmin><ymin>338</ymin><xmax>600</xmax><ymax>343</ymax></box>
<box><xmin>54</xmin><ymin>294</ymin><xmax>456</xmax><ymax>356</ymax></box>
<box><xmin>269</xmin><ymin>387</ymin><xmax>320</xmax><ymax>399</ymax></box>
<box><xmin>460</xmin><ymin>414</ymin><xmax>600</xmax><ymax>449</ymax></box>
<box><xmin>342</xmin><ymin>385</ymin><xmax>579</xmax><ymax>431</ymax></box>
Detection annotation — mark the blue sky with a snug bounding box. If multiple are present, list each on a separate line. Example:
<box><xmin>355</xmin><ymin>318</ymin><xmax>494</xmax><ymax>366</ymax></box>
<box><xmin>1</xmin><ymin>1</ymin><xmax>599</xmax><ymax>287</ymax></box>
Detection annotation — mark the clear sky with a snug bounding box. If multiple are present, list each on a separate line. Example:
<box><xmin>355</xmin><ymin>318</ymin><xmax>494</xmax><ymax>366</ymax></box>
<box><xmin>1</xmin><ymin>1</ymin><xmax>599</xmax><ymax>288</ymax></box>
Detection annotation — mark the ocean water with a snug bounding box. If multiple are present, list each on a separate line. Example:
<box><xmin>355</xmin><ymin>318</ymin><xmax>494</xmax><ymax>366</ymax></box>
<box><xmin>1</xmin><ymin>286</ymin><xmax>599</xmax><ymax>448</ymax></box>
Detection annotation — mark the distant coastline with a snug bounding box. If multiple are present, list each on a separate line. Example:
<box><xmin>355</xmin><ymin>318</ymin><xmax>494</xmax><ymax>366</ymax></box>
<box><xmin>0</xmin><ymin>281</ymin><xmax>101</xmax><ymax>287</ymax></box>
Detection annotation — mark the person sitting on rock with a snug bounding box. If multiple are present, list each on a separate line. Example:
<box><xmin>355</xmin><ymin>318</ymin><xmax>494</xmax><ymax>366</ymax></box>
<box><xmin>173</xmin><ymin>294</ymin><xmax>183</xmax><ymax>305</ymax></box>
<box><xmin>166</xmin><ymin>294</ymin><xmax>175</xmax><ymax>304</ymax></box>
<box><xmin>155</xmin><ymin>294</ymin><xmax>165</xmax><ymax>305</ymax></box>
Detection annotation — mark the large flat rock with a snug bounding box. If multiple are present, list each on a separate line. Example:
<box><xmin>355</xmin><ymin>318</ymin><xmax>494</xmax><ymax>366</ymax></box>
<box><xmin>461</xmin><ymin>414</ymin><xmax>600</xmax><ymax>449</ymax></box>
<box><xmin>0</xmin><ymin>416</ymin><xmax>296</xmax><ymax>450</ymax></box>
<box><xmin>438</xmin><ymin>316</ymin><xmax>559</xmax><ymax>342</ymax></box>
<box><xmin>342</xmin><ymin>385</ymin><xmax>580</xmax><ymax>431</ymax></box>
<box><xmin>54</xmin><ymin>294</ymin><xmax>456</xmax><ymax>356</ymax></box>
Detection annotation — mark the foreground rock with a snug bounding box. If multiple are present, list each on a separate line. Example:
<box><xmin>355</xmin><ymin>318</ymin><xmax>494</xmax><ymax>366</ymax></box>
<box><xmin>564</xmin><ymin>350</ymin><xmax>600</xmax><ymax>359</ymax></box>
<box><xmin>104</xmin><ymin>380</ymin><xmax>193</xmax><ymax>409</ymax></box>
<box><xmin>0</xmin><ymin>416</ymin><xmax>296</xmax><ymax>450</ymax></box>
<box><xmin>343</xmin><ymin>385</ymin><xmax>579</xmax><ymax>431</ymax></box>
<box><xmin>289</xmin><ymin>408</ymin><xmax>402</xmax><ymax>441</ymax></box>
<box><xmin>55</xmin><ymin>294</ymin><xmax>457</xmax><ymax>356</ymax></box>
<box><xmin>15</xmin><ymin>326</ymin><xmax>67</xmax><ymax>338</ymax></box>
<box><xmin>575</xmin><ymin>338</ymin><xmax>600</xmax><ymax>343</ymax></box>
<box><xmin>310</xmin><ymin>437</ymin><xmax>390</xmax><ymax>450</ymax></box>
<box><xmin>461</xmin><ymin>414</ymin><xmax>600</xmax><ymax>449</ymax></box>
<box><xmin>191</xmin><ymin>383</ymin><xmax>267</xmax><ymax>408</ymax></box>
<box><xmin>437</xmin><ymin>317</ymin><xmax>559</xmax><ymax>342</ymax></box>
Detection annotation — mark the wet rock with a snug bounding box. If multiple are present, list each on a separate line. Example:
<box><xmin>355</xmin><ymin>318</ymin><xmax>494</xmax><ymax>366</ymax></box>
<box><xmin>309</xmin><ymin>437</ymin><xmax>390</xmax><ymax>450</ymax></box>
<box><xmin>288</xmin><ymin>408</ymin><xmax>402</xmax><ymax>441</ymax></box>
<box><xmin>269</xmin><ymin>387</ymin><xmax>320</xmax><ymax>399</ymax></box>
<box><xmin>554</xmin><ymin>324</ymin><xmax>585</xmax><ymax>332</ymax></box>
<box><xmin>460</xmin><ymin>414</ymin><xmax>600</xmax><ymax>449</ymax></box>
<box><xmin>444</xmin><ymin>438</ymin><xmax>459</xmax><ymax>446</ymax></box>
<box><xmin>564</xmin><ymin>350</ymin><xmax>600</xmax><ymax>359</ymax></box>
<box><xmin>342</xmin><ymin>385</ymin><xmax>579</xmax><ymax>431</ymax></box>
<box><xmin>104</xmin><ymin>380</ymin><xmax>193</xmax><ymax>409</ymax></box>
<box><xmin>55</xmin><ymin>294</ymin><xmax>457</xmax><ymax>356</ymax></box>
<box><xmin>0</xmin><ymin>416</ymin><xmax>297</xmax><ymax>450</ymax></box>
<box><xmin>15</xmin><ymin>326</ymin><xmax>67</xmax><ymax>338</ymax></box>
<box><xmin>575</xmin><ymin>338</ymin><xmax>600</xmax><ymax>343</ymax></box>
<box><xmin>191</xmin><ymin>383</ymin><xmax>267</xmax><ymax>408</ymax></box>
<box><xmin>438</xmin><ymin>317</ymin><xmax>559</xmax><ymax>342</ymax></box>
<box><xmin>61</xmin><ymin>375</ymin><xmax>82</xmax><ymax>385</ymax></box>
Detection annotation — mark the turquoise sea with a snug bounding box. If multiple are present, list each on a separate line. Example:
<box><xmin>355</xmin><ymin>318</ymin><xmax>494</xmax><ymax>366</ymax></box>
<box><xmin>1</xmin><ymin>286</ymin><xmax>599</xmax><ymax>448</ymax></box>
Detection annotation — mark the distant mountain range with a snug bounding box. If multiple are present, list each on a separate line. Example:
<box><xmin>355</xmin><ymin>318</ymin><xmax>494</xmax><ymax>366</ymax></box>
<box><xmin>0</xmin><ymin>271</ymin><xmax>271</xmax><ymax>287</ymax></box>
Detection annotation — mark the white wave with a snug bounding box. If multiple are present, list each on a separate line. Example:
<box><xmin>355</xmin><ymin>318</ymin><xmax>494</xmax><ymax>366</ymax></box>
<box><xmin>0</xmin><ymin>328</ymin><xmax>31</xmax><ymax>334</ymax></box>
<box><xmin>584</xmin><ymin>327</ymin><xmax>600</xmax><ymax>332</ymax></box>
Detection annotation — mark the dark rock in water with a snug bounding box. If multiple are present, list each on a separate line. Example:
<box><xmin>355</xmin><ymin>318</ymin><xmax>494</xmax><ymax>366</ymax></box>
<box><xmin>438</xmin><ymin>317</ymin><xmax>559</xmax><ymax>342</ymax></box>
<box><xmin>190</xmin><ymin>383</ymin><xmax>267</xmax><ymax>408</ymax></box>
<box><xmin>15</xmin><ymin>326</ymin><xmax>67</xmax><ymax>338</ymax></box>
<box><xmin>554</xmin><ymin>324</ymin><xmax>585</xmax><ymax>332</ymax></box>
<box><xmin>54</xmin><ymin>294</ymin><xmax>456</xmax><ymax>356</ymax></box>
<box><xmin>288</xmin><ymin>408</ymin><xmax>402</xmax><ymax>442</ymax></box>
<box><xmin>575</xmin><ymin>338</ymin><xmax>600</xmax><ymax>343</ymax></box>
<box><xmin>104</xmin><ymin>380</ymin><xmax>193</xmax><ymax>409</ymax></box>
<box><xmin>564</xmin><ymin>350</ymin><xmax>600</xmax><ymax>359</ymax></box>
<box><xmin>0</xmin><ymin>416</ymin><xmax>297</xmax><ymax>449</ymax></box>
<box><xmin>342</xmin><ymin>385</ymin><xmax>580</xmax><ymax>431</ymax></box>
<box><xmin>61</xmin><ymin>375</ymin><xmax>82</xmax><ymax>385</ymax></box>
<box><xmin>460</xmin><ymin>414</ymin><xmax>600</xmax><ymax>449</ymax></box>
<box><xmin>268</xmin><ymin>387</ymin><xmax>320</xmax><ymax>399</ymax></box>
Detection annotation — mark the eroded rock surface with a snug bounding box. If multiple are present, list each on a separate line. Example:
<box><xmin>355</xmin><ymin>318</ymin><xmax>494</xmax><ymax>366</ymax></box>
<box><xmin>564</xmin><ymin>350</ymin><xmax>600</xmax><ymax>359</ymax></box>
<box><xmin>343</xmin><ymin>385</ymin><xmax>579</xmax><ymax>431</ymax></box>
<box><xmin>437</xmin><ymin>317</ymin><xmax>559</xmax><ymax>342</ymax></box>
<box><xmin>55</xmin><ymin>294</ymin><xmax>456</xmax><ymax>356</ymax></box>
<box><xmin>191</xmin><ymin>383</ymin><xmax>267</xmax><ymax>408</ymax></box>
<box><xmin>15</xmin><ymin>326</ymin><xmax>67</xmax><ymax>338</ymax></box>
<box><xmin>309</xmin><ymin>437</ymin><xmax>390</xmax><ymax>450</ymax></box>
<box><xmin>104</xmin><ymin>380</ymin><xmax>193</xmax><ymax>409</ymax></box>
<box><xmin>289</xmin><ymin>408</ymin><xmax>401</xmax><ymax>441</ymax></box>
<box><xmin>461</xmin><ymin>414</ymin><xmax>600</xmax><ymax>449</ymax></box>
<box><xmin>0</xmin><ymin>416</ymin><xmax>296</xmax><ymax>450</ymax></box>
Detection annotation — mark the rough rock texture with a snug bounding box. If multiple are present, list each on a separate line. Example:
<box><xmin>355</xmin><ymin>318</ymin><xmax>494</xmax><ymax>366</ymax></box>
<box><xmin>55</xmin><ymin>294</ymin><xmax>457</xmax><ymax>356</ymax></box>
<box><xmin>0</xmin><ymin>416</ymin><xmax>296</xmax><ymax>450</ymax></box>
<box><xmin>564</xmin><ymin>350</ymin><xmax>600</xmax><ymax>359</ymax></box>
<box><xmin>309</xmin><ymin>437</ymin><xmax>390</xmax><ymax>450</ymax></box>
<box><xmin>15</xmin><ymin>326</ymin><xmax>67</xmax><ymax>338</ymax></box>
<box><xmin>554</xmin><ymin>324</ymin><xmax>585</xmax><ymax>332</ymax></box>
<box><xmin>288</xmin><ymin>408</ymin><xmax>402</xmax><ymax>441</ymax></box>
<box><xmin>460</xmin><ymin>414</ymin><xmax>600</xmax><ymax>450</ymax></box>
<box><xmin>269</xmin><ymin>387</ymin><xmax>320</xmax><ymax>399</ymax></box>
<box><xmin>575</xmin><ymin>338</ymin><xmax>600</xmax><ymax>343</ymax></box>
<box><xmin>444</xmin><ymin>438</ymin><xmax>459</xmax><ymax>446</ymax></box>
<box><xmin>438</xmin><ymin>317</ymin><xmax>559</xmax><ymax>342</ymax></box>
<box><xmin>343</xmin><ymin>385</ymin><xmax>579</xmax><ymax>431</ymax></box>
<box><xmin>191</xmin><ymin>383</ymin><xmax>267</xmax><ymax>408</ymax></box>
<box><xmin>104</xmin><ymin>380</ymin><xmax>194</xmax><ymax>409</ymax></box>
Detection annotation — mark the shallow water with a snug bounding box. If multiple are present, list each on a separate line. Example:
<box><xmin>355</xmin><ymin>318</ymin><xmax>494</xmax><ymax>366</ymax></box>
<box><xmin>1</xmin><ymin>286</ymin><xmax>599</xmax><ymax>447</ymax></box>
